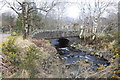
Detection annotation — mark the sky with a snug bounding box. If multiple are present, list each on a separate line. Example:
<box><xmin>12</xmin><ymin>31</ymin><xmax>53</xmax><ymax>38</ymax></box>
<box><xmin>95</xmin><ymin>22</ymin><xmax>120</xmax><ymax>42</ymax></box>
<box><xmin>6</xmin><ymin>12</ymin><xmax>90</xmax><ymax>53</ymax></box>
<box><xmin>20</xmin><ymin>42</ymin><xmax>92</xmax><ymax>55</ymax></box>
<box><xmin>0</xmin><ymin>0</ymin><xmax>119</xmax><ymax>19</ymax></box>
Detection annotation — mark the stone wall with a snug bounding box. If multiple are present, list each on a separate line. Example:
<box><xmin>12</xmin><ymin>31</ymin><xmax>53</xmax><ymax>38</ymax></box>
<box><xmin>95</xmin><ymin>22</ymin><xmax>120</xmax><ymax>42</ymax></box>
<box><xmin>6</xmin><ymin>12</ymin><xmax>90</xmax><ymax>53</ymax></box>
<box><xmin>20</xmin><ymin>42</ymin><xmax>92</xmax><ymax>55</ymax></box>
<box><xmin>32</xmin><ymin>30</ymin><xmax>81</xmax><ymax>39</ymax></box>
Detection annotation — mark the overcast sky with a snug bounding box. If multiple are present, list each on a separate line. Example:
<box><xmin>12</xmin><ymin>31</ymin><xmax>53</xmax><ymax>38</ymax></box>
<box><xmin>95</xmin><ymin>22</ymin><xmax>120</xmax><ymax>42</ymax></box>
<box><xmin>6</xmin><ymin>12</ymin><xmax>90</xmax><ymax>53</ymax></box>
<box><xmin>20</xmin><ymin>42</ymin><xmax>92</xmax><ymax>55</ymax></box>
<box><xmin>0</xmin><ymin>0</ymin><xmax>119</xmax><ymax>18</ymax></box>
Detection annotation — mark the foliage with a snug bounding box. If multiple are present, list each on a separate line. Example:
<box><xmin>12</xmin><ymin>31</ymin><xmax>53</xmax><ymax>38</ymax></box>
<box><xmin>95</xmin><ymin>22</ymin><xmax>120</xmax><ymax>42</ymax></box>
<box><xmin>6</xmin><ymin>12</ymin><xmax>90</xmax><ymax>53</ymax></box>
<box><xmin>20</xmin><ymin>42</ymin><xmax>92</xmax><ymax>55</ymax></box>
<box><xmin>15</xmin><ymin>18</ymin><xmax>23</xmax><ymax>35</ymax></box>
<box><xmin>97</xmin><ymin>64</ymin><xmax>107</xmax><ymax>70</ymax></box>
<box><xmin>111</xmin><ymin>54</ymin><xmax>120</xmax><ymax>79</ymax></box>
<box><xmin>104</xmin><ymin>32</ymin><xmax>120</xmax><ymax>79</ymax></box>
<box><xmin>11</xmin><ymin>32</ymin><xmax>17</xmax><ymax>36</ymax></box>
<box><xmin>78</xmin><ymin>31</ymin><xmax>119</xmax><ymax>78</ymax></box>
<box><xmin>2</xmin><ymin>36</ymin><xmax>20</xmax><ymax>66</ymax></box>
<box><xmin>2</xmin><ymin>37</ymin><xmax>41</xmax><ymax>78</ymax></box>
<box><xmin>18</xmin><ymin>45</ymin><xmax>40</xmax><ymax>78</ymax></box>
<box><xmin>73</xmin><ymin>60</ymin><xmax>82</xmax><ymax>65</ymax></box>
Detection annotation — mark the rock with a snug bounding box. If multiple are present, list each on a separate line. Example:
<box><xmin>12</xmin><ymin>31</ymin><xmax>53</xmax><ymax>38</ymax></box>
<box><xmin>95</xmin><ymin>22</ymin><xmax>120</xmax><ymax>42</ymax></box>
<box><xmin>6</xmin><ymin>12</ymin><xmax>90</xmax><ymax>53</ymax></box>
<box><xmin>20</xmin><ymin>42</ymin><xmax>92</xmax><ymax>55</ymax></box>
<box><xmin>91</xmin><ymin>52</ymin><xmax>95</xmax><ymax>55</ymax></box>
<box><xmin>58</xmin><ymin>50</ymin><xmax>65</xmax><ymax>55</ymax></box>
<box><xmin>48</xmin><ymin>71</ymin><xmax>52</xmax><ymax>74</ymax></box>
<box><xmin>69</xmin><ymin>54</ymin><xmax>74</xmax><ymax>57</ymax></box>
<box><xmin>85</xmin><ymin>59</ymin><xmax>89</xmax><ymax>63</ymax></box>
<box><xmin>65</xmin><ymin>64</ymin><xmax>71</xmax><ymax>69</ymax></box>
<box><xmin>70</xmin><ymin>46</ymin><xmax>76</xmax><ymax>50</ymax></box>
<box><xmin>64</xmin><ymin>57</ymin><xmax>68</xmax><ymax>60</ymax></box>
<box><xmin>70</xmin><ymin>72</ymin><xmax>78</xmax><ymax>78</ymax></box>
<box><xmin>112</xmin><ymin>56</ymin><xmax>116</xmax><ymax>59</ymax></box>
<box><xmin>83</xmin><ymin>51</ymin><xmax>86</xmax><ymax>53</ymax></box>
<box><xmin>95</xmin><ymin>52</ymin><xmax>99</xmax><ymax>56</ymax></box>
<box><xmin>56</xmin><ymin>57</ymin><xmax>59</xmax><ymax>59</ymax></box>
<box><xmin>67</xmin><ymin>55</ymin><xmax>71</xmax><ymax>58</ymax></box>
<box><xmin>75</xmin><ymin>55</ymin><xmax>79</xmax><ymax>58</ymax></box>
<box><xmin>58</xmin><ymin>56</ymin><xmax>64</xmax><ymax>60</ymax></box>
<box><xmin>99</xmin><ymin>53</ymin><xmax>103</xmax><ymax>57</ymax></box>
<box><xmin>89</xmin><ymin>48</ymin><xmax>93</xmax><ymax>51</ymax></box>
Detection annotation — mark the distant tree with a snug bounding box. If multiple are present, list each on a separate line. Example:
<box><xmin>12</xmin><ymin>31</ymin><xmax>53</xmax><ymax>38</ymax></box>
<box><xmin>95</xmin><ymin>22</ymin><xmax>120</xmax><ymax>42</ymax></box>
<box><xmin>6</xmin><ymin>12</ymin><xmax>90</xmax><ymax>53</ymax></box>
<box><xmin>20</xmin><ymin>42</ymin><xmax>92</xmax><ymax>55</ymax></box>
<box><xmin>1</xmin><ymin>12</ymin><xmax>16</xmax><ymax>33</ymax></box>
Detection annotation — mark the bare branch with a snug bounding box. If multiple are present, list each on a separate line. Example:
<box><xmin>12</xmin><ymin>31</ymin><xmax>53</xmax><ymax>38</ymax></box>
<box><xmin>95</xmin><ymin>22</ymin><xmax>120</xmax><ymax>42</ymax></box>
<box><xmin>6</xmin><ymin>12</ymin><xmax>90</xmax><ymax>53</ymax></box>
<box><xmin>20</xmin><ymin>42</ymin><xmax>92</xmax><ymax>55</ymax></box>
<box><xmin>0</xmin><ymin>2</ymin><xmax>6</xmax><ymax>10</ymax></box>
<box><xmin>36</xmin><ymin>8</ymin><xmax>48</xmax><ymax>12</ymax></box>
<box><xmin>16</xmin><ymin>0</ymin><xmax>22</xmax><ymax>6</ymax></box>
<box><xmin>10</xmin><ymin>6</ymin><xmax>20</xmax><ymax>14</ymax></box>
<box><xmin>4</xmin><ymin>0</ymin><xmax>20</xmax><ymax>15</ymax></box>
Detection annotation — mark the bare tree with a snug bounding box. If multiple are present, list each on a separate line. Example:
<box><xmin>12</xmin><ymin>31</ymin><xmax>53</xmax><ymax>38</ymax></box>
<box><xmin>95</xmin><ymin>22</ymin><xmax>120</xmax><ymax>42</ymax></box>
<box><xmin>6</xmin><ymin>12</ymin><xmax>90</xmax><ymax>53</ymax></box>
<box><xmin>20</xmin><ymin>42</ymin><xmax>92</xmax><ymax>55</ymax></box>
<box><xmin>78</xmin><ymin>0</ymin><xmax>114</xmax><ymax>40</ymax></box>
<box><xmin>4</xmin><ymin>0</ymin><xmax>59</xmax><ymax>39</ymax></box>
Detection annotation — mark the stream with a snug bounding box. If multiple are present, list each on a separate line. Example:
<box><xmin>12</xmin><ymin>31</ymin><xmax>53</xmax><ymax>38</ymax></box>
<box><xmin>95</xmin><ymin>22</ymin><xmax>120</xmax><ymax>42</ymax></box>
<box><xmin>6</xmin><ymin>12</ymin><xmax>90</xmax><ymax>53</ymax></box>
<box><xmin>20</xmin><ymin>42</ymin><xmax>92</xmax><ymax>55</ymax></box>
<box><xmin>58</xmin><ymin>47</ymin><xmax>109</xmax><ymax>66</ymax></box>
<box><xmin>51</xmin><ymin>38</ymin><xmax>110</xmax><ymax>71</ymax></box>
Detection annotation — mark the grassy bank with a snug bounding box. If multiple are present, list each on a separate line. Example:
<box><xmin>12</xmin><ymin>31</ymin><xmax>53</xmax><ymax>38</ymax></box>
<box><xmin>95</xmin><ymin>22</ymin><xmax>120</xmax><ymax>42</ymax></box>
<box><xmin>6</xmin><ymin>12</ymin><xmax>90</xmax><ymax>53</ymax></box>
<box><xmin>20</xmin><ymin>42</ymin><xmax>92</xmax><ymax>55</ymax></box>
<box><xmin>1</xmin><ymin>32</ymin><xmax>119</xmax><ymax>78</ymax></box>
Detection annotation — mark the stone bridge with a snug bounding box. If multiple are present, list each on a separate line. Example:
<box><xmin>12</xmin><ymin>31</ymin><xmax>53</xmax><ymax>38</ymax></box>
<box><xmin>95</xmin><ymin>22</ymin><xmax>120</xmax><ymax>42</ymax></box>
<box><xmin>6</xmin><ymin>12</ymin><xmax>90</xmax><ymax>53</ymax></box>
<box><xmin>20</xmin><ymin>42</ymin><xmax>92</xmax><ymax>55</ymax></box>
<box><xmin>32</xmin><ymin>30</ymin><xmax>81</xmax><ymax>39</ymax></box>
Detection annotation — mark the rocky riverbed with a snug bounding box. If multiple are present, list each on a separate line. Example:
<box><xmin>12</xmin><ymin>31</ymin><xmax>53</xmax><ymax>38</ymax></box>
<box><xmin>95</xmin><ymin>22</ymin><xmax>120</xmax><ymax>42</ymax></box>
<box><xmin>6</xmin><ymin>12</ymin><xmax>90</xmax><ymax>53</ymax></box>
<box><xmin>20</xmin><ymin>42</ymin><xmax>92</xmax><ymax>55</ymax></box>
<box><xmin>70</xmin><ymin>43</ymin><xmax>114</xmax><ymax>61</ymax></box>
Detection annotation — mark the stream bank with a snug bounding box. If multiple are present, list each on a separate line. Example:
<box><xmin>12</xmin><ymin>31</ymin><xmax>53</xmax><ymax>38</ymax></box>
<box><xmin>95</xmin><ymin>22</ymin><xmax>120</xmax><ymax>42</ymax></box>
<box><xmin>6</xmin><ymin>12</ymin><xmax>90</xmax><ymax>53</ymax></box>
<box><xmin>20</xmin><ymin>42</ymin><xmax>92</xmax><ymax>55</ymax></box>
<box><xmin>50</xmin><ymin>39</ymin><xmax>110</xmax><ymax>72</ymax></box>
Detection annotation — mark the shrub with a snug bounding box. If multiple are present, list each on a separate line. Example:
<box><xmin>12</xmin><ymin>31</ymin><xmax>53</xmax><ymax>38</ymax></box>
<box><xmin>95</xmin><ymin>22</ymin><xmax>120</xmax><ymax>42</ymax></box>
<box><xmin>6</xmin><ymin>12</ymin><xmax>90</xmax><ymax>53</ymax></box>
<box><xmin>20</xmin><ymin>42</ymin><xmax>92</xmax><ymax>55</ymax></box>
<box><xmin>2</xmin><ymin>37</ymin><xmax>41</xmax><ymax>78</ymax></box>
<box><xmin>2</xmin><ymin>37</ymin><xmax>20</xmax><ymax>66</ymax></box>
<box><xmin>18</xmin><ymin>45</ymin><xmax>40</xmax><ymax>78</ymax></box>
<box><xmin>11</xmin><ymin>32</ymin><xmax>17</xmax><ymax>36</ymax></box>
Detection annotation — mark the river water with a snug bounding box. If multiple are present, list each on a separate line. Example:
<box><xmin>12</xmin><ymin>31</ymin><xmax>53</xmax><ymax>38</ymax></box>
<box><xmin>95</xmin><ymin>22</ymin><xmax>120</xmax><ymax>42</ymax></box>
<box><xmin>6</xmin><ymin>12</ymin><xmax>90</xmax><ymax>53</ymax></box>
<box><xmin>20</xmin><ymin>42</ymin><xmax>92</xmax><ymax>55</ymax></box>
<box><xmin>58</xmin><ymin>47</ymin><xmax>109</xmax><ymax>66</ymax></box>
<box><xmin>51</xmin><ymin>39</ymin><xmax>110</xmax><ymax>71</ymax></box>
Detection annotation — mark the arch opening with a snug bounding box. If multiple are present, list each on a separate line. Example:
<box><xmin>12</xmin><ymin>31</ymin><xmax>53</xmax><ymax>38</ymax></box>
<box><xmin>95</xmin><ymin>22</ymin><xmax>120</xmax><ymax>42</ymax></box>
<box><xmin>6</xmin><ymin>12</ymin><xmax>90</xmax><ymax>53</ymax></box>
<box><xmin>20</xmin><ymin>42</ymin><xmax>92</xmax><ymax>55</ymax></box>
<box><xmin>51</xmin><ymin>37</ymin><xmax>69</xmax><ymax>48</ymax></box>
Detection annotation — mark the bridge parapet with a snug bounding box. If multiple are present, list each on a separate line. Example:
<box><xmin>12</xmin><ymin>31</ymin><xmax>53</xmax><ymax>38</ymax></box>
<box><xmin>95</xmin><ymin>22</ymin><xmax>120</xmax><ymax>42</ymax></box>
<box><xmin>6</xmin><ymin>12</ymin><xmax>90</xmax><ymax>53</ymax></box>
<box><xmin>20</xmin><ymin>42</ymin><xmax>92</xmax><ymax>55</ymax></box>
<box><xmin>32</xmin><ymin>30</ymin><xmax>81</xmax><ymax>39</ymax></box>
